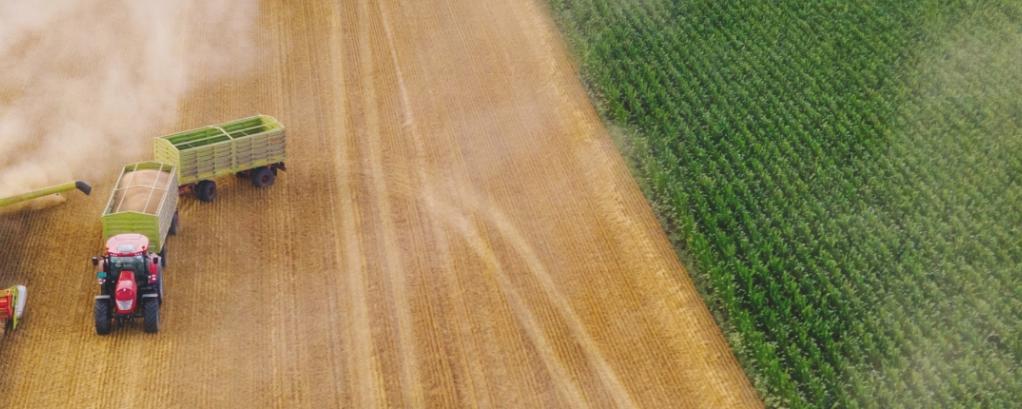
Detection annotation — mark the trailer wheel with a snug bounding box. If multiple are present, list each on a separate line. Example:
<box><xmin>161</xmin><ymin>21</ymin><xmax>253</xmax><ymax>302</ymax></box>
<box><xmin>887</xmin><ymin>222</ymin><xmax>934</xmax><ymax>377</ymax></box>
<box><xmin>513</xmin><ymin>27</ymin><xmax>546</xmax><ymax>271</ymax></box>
<box><xmin>159</xmin><ymin>244</ymin><xmax>168</xmax><ymax>267</ymax></box>
<box><xmin>169</xmin><ymin>211</ymin><xmax>180</xmax><ymax>235</ymax></box>
<box><xmin>251</xmin><ymin>167</ymin><xmax>276</xmax><ymax>188</ymax></box>
<box><xmin>95</xmin><ymin>299</ymin><xmax>112</xmax><ymax>335</ymax></box>
<box><xmin>196</xmin><ymin>180</ymin><xmax>217</xmax><ymax>202</ymax></box>
<box><xmin>143</xmin><ymin>299</ymin><xmax>159</xmax><ymax>333</ymax></box>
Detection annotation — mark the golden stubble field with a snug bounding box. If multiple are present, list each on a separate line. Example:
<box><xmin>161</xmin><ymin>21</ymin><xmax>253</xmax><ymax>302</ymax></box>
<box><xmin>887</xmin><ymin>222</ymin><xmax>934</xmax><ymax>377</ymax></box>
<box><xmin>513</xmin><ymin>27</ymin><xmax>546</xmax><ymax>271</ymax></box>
<box><xmin>0</xmin><ymin>1</ymin><xmax>761</xmax><ymax>407</ymax></box>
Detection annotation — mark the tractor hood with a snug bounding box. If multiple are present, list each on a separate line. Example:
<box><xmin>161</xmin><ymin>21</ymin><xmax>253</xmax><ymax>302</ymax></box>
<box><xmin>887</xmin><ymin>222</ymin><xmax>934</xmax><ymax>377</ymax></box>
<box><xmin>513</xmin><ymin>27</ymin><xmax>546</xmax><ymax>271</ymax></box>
<box><xmin>114</xmin><ymin>271</ymin><xmax>138</xmax><ymax>314</ymax></box>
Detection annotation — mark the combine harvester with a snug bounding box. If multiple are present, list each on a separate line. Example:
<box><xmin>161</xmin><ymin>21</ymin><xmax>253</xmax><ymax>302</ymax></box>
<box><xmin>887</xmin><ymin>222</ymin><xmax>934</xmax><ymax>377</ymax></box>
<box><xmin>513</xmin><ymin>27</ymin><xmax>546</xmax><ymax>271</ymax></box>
<box><xmin>1</xmin><ymin>181</ymin><xmax>92</xmax><ymax>336</ymax></box>
<box><xmin>154</xmin><ymin>114</ymin><xmax>286</xmax><ymax>202</ymax></box>
<box><xmin>92</xmin><ymin>162</ymin><xmax>178</xmax><ymax>334</ymax></box>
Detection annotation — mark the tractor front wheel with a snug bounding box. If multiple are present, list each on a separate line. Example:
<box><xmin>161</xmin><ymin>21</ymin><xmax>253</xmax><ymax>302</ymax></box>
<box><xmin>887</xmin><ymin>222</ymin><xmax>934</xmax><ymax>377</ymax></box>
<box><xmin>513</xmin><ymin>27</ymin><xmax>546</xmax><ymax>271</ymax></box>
<box><xmin>250</xmin><ymin>167</ymin><xmax>276</xmax><ymax>188</ymax></box>
<box><xmin>196</xmin><ymin>180</ymin><xmax>217</xmax><ymax>202</ymax></box>
<box><xmin>143</xmin><ymin>299</ymin><xmax>160</xmax><ymax>333</ymax></box>
<box><xmin>94</xmin><ymin>299</ymin><xmax>112</xmax><ymax>335</ymax></box>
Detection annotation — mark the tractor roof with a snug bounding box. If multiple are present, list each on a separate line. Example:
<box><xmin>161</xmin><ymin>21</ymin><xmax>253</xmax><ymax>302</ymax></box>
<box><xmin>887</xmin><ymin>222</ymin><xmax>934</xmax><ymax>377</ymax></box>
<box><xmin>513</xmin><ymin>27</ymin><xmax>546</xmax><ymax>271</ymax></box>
<box><xmin>105</xmin><ymin>233</ymin><xmax>150</xmax><ymax>256</ymax></box>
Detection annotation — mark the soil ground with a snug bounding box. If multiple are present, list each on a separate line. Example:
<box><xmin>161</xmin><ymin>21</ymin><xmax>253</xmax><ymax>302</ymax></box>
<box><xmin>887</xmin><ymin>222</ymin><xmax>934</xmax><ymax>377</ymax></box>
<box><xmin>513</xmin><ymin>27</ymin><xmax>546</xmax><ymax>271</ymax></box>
<box><xmin>0</xmin><ymin>1</ymin><xmax>760</xmax><ymax>407</ymax></box>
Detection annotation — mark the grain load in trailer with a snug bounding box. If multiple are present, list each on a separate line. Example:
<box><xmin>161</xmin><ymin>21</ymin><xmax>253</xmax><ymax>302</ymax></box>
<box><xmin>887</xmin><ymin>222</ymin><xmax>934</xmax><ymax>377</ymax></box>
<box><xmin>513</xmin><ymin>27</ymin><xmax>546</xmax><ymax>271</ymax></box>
<box><xmin>93</xmin><ymin>162</ymin><xmax>179</xmax><ymax>334</ymax></box>
<box><xmin>154</xmin><ymin>114</ymin><xmax>287</xmax><ymax>202</ymax></box>
<box><xmin>101</xmin><ymin>162</ymin><xmax>180</xmax><ymax>255</ymax></box>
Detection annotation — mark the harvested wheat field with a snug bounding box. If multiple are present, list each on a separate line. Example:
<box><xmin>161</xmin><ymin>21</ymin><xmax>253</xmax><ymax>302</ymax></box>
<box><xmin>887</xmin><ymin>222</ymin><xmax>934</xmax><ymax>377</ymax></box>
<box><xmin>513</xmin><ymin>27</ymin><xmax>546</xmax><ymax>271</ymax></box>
<box><xmin>0</xmin><ymin>0</ymin><xmax>760</xmax><ymax>408</ymax></box>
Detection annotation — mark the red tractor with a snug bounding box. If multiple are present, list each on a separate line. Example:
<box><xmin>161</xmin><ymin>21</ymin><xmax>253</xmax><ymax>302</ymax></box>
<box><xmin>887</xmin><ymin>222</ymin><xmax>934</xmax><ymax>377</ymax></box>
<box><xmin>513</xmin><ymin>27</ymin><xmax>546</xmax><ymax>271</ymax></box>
<box><xmin>0</xmin><ymin>285</ymin><xmax>27</xmax><ymax>337</ymax></box>
<box><xmin>92</xmin><ymin>234</ymin><xmax>164</xmax><ymax>334</ymax></box>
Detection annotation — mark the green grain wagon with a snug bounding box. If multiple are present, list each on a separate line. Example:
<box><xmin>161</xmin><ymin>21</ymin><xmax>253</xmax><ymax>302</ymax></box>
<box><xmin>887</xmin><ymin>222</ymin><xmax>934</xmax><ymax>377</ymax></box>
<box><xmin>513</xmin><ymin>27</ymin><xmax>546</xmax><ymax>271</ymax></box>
<box><xmin>153</xmin><ymin>114</ymin><xmax>287</xmax><ymax>202</ymax></box>
<box><xmin>100</xmin><ymin>161</ymin><xmax>179</xmax><ymax>257</ymax></box>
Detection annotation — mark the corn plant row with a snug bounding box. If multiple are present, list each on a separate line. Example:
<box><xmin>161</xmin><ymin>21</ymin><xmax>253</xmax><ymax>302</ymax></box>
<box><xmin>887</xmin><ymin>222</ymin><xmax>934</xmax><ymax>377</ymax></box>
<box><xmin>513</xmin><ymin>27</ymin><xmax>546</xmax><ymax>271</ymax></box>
<box><xmin>551</xmin><ymin>0</ymin><xmax>1022</xmax><ymax>407</ymax></box>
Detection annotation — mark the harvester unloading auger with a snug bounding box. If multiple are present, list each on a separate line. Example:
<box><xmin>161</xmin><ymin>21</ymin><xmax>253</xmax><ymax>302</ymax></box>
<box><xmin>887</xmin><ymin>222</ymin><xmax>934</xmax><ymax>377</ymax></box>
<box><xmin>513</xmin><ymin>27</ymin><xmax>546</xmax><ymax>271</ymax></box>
<box><xmin>0</xmin><ymin>181</ymin><xmax>92</xmax><ymax>336</ymax></box>
<box><xmin>0</xmin><ymin>180</ymin><xmax>92</xmax><ymax>208</ymax></box>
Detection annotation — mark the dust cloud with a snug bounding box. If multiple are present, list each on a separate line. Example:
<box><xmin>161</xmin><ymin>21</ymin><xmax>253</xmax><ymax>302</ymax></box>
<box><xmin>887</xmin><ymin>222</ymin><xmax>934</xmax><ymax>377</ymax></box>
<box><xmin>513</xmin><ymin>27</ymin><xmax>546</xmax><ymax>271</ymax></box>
<box><xmin>0</xmin><ymin>0</ymin><xmax>259</xmax><ymax>198</ymax></box>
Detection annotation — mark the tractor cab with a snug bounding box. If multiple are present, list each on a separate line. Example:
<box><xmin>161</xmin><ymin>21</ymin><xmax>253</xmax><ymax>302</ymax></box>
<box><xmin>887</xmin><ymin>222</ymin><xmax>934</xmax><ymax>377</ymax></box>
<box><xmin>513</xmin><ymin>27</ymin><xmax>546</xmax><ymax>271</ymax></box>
<box><xmin>97</xmin><ymin>234</ymin><xmax>160</xmax><ymax>281</ymax></box>
<box><xmin>105</xmin><ymin>233</ymin><xmax>150</xmax><ymax>257</ymax></box>
<box><xmin>100</xmin><ymin>234</ymin><xmax>157</xmax><ymax>282</ymax></box>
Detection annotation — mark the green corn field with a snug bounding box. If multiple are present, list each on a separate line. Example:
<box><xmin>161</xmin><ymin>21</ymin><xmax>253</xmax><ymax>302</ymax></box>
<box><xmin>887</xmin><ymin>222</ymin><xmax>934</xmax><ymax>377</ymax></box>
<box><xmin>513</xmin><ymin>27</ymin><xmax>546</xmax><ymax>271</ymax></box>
<box><xmin>550</xmin><ymin>0</ymin><xmax>1022</xmax><ymax>407</ymax></box>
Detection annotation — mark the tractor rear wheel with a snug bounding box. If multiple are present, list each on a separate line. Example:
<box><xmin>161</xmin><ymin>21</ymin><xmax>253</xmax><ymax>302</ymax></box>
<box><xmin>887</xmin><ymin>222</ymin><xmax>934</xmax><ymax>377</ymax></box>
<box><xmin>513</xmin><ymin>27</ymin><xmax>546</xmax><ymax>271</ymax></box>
<box><xmin>251</xmin><ymin>167</ymin><xmax>276</xmax><ymax>188</ymax></box>
<box><xmin>157</xmin><ymin>268</ymin><xmax>165</xmax><ymax>304</ymax></box>
<box><xmin>196</xmin><ymin>180</ymin><xmax>217</xmax><ymax>202</ymax></box>
<box><xmin>94</xmin><ymin>299</ymin><xmax>111</xmax><ymax>335</ymax></box>
<box><xmin>143</xmin><ymin>299</ymin><xmax>159</xmax><ymax>333</ymax></box>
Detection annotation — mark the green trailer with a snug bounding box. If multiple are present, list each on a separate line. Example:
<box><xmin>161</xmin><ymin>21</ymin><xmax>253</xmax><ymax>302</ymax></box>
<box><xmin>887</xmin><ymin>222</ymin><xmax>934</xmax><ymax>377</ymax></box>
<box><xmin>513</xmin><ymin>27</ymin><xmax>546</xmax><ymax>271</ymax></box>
<box><xmin>101</xmin><ymin>162</ymin><xmax>179</xmax><ymax>255</ymax></box>
<box><xmin>154</xmin><ymin>114</ymin><xmax>286</xmax><ymax>202</ymax></box>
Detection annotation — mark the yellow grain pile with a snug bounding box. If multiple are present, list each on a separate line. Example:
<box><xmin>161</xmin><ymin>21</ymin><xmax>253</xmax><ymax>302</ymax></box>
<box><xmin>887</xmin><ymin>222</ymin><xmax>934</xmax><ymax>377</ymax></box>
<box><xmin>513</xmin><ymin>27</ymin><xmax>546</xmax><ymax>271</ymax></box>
<box><xmin>111</xmin><ymin>170</ymin><xmax>169</xmax><ymax>214</ymax></box>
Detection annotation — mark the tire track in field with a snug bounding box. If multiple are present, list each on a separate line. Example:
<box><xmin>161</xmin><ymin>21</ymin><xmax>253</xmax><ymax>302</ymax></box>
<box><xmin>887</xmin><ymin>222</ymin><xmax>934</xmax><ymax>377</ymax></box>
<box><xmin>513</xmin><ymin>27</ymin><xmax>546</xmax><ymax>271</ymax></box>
<box><xmin>467</xmin><ymin>191</ymin><xmax>639</xmax><ymax>408</ymax></box>
<box><xmin>261</xmin><ymin>8</ymin><xmax>306</xmax><ymax>404</ymax></box>
<box><xmin>270</xmin><ymin>1</ymin><xmax>348</xmax><ymax>404</ymax></box>
<box><xmin>382</xmin><ymin>0</ymin><xmax>576</xmax><ymax>404</ymax></box>
<box><xmin>423</xmin><ymin>191</ymin><xmax>593</xmax><ymax>407</ymax></box>
<box><xmin>298</xmin><ymin>2</ymin><xmax>349</xmax><ymax>406</ymax></box>
<box><xmin>274</xmin><ymin>1</ymin><xmax>381</xmax><ymax>407</ymax></box>
<box><xmin>355</xmin><ymin>2</ymin><xmax>424</xmax><ymax>407</ymax></box>
<box><xmin>417</xmin><ymin>4</ymin><xmax>561</xmax><ymax>405</ymax></box>
<box><xmin>337</xmin><ymin>2</ymin><xmax>387</xmax><ymax>407</ymax></box>
<box><xmin>372</xmin><ymin>2</ymin><xmax>473</xmax><ymax>406</ymax></box>
<box><xmin>379</xmin><ymin>4</ymin><xmax>500</xmax><ymax>403</ymax></box>
<box><xmin>411</xmin><ymin>1</ymin><xmax>635</xmax><ymax>406</ymax></box>
<box><xmin>445</xmin><ymin>3</ymin><xmax>640</xmax><ymax>406</ymax></box>
<box><xmin>426</xmin><ymin>6</ymin><xmax>597</xmax><ymax>404</ymax></box>
<box><xmin>375</xmin><ymin>2</ymin><xmax>545</xmax><ymax>405</ymax></box>
<box><xmin>378</xmin><ymin>0</ymin><xmax>640</xmax><ymax>405</ymax></box>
